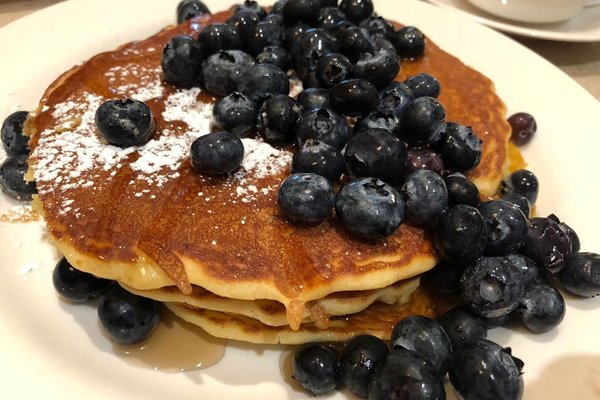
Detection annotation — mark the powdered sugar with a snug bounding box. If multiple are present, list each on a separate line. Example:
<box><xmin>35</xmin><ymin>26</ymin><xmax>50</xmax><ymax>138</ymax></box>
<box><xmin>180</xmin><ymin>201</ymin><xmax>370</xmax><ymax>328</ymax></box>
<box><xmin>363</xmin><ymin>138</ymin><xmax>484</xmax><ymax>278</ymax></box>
<box><xmin>162</xmin><ymin>88</ymin><xmax>213</xmax><ymax>135</ymax></box>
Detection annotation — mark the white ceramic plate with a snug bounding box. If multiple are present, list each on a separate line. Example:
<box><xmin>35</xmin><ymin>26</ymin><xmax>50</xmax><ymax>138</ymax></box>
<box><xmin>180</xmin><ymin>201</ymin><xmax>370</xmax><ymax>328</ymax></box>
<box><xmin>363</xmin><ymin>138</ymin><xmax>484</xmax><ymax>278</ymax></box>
<box><xmin>426</xmin><ymin>0</ymin><xmax>600</xmax><ymax>42</ymax></box>
<box><xmin>1</xmin><ymin>0</ymin><xmax>600</xmax><ymax>399</ymax></box>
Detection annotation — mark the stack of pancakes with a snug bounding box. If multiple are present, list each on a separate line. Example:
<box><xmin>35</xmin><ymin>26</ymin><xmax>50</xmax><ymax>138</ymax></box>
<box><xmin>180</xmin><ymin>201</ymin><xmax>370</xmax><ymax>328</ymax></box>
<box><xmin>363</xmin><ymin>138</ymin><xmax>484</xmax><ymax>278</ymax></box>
<box><xmin>25</xmin><ymin>10</ymin><xmax>512</xmax><ymax>344</ymax></box>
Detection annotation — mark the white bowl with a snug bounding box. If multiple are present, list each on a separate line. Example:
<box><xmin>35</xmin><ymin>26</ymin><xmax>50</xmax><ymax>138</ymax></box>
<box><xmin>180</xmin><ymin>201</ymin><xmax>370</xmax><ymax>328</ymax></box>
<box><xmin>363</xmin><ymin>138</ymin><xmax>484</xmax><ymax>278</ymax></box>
<box><xmin>466</xmin><ymin>0</ymin><xmax>587</xmax><ymax>23</ymax></box>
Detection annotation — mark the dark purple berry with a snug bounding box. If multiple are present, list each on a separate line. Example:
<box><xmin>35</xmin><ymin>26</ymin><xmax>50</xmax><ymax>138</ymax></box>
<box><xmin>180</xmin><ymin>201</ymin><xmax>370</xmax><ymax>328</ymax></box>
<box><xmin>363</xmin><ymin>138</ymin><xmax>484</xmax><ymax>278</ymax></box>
<box><xmin>351</xmin><ymin>48</ymin><xmax>400</xmax><ymax>90</ymax></box>
<box><xmin>315</xmin><ymin>53</ymin><xmax>352</xmax><ymax>88</ymax></box>
<box><xmin>296</xmin><ymin>88</ymin><xmax>330</xmax><ymax>111</ymax></box>
<box><xmin>478</xmin><ymin>200</ymin><xmax>528</xmax><ymax>256</ymax></box>
<box><xmin>437</xmin><ymin>306</ymin><xmax>488</xmax><ymax>348</ymax></box>
<box><xmin>500</xmin><ymin>169</ymin><xmax>539</xmax><ymax>205</ymax></box>
<box><xmin>339</xmin><ymin>0</ymin><xmax>373</xmax><ymax>23</ymax></box>
<box><xmin>521</xmin><ymin>215</ymin><xmax>572</xmax><ymax>274</ymax></box>
<box><xmin>190</xmin><ymin>131</ymin><xmax>244</xmax><ymax>175</ymax></box>
<box><xmin>330</xmin><ymin>78</ymin><xmax>378</xmax><ymax>117</ymax></box>
<box><xmin>198</xmin><ymin>23</ymin><xmax>242</xmax><ymax>56</ymax></box>
<box><xmin>238</xmin><ymin>63</ymin><xmax>290</xmax><ymax>103</ymax></box>
<box><xmin>340</xmin><ymin>335</ymin><xmax>389</xmax><ymax>398</ymax></box>
<box><xmin>516</xmin><ymin>283</ymin><xmax>565</xmax><ymax>333</ymax></box>
<box><xmin>0</xmin><ymin>155</ymin><xmax>37</xmax><ymax>200</ymax></box>
<box><xmin>212</xmin><ymin>92</ymin><xmax>258</xmax><ymax>138</ymax></box>
<box><xmin>558</xmin><ymin>252</ymin><xmax>600</xmax><ymax>298</ymax></box>
<box><xmin>95</xmin><ymin>99</ymin><xmax>154</xmax><ymax>147</ymax></box>
<box><xmin>404</xmin><ymin>73</ymin><xmax>440</xmax><ymax>98</ymax></box>
<box><xmin>256</xmin><ymin>46</ymin><xmax>291</xmax><ymax>70</ymax></box>
<box><xmin>257</xmin><ymin>95</ymin><xmax>301</xmax><ymax>144</ymax></box>
<box><xmin>394</xmin><ymin>26</ymin><xmax>425</xmax><ymax>58</ymax></box>
<box><xmin>433</xmin><ymin>122</ymin><xmax>482</xmax><ymax>172</ymax></box>
<box><xmin>226</xmin><ymin>10</ymin><xmax>260</xmax><ymax>39</ymax></box>
<box><xmin>435</xmin><ymin>205</ymin><xmax>488</xmax><ymax>265</ymax></box>
<box><xmin>445</xmin><ymin>174</ymin><xmax>480</xmax><ymax>207</ymax></box>
<box><xmin>359</xmin><ymin>16</ymin><xmax>395</xmax><ymax>41</ymax></box>
<box><xmin>1</xmin><ymin>111</ymin><xmax>29</xmax><ymax>156</ymax></box>
<box><xmin>177</xmin><ymin>0</ymin><xmax>210</xmax><ymax>24</ymax></box>
<box><xmin>53</xmin><ymin>257</ymin><xmax>113</xmax><ymax>303</ymax></box>
<box><xmin>317</xmin><ymin>7</ymin><xmax>347</xmax><ymax>30</ymax></box>
<box><xmin>234</xmin><ymin>0</ymin><xmax>267</xmax><ymax>19</ymax></box>
<box><xmin>296</xmin><ymin>108</ymin><xmax>348</xmax><ymax>151</ymax></box>
<box><xmin>282</xmin><ymin>0</ymin><xmax>322</xmax><ymax>26</ymax></box>
<box><xmin>400</xmin><ymin>96</ymin><xmax>446</xmax><ymax>146</ymax></box>
<box><xmin>405</xmin><ymin>147</ymin><xmax>444</xmax><ymax>176</ymax></box>
<box><xmin>292</xmin><ymin>343</ymin><xmax>340</xmax><ymax>396</ymax></box>
<box><xmin>201</xmin><ymin>50</ymin><xmax>255</xmax><ymax>96</ymax></box>
<box><xmin>245</xmin><ymin>20</ymin><xmax>284</xmax><ymax>55</ymax></box>
<box><xmin>161</xmin><ymin>35</ymin><xmax>204</xmax><ymax>87</ymax></box>
<box><xmin>508</xmin><ymin>112</ymin><xmax>536</xmax><ymax>146</ymax></box>
<box><xmin>402</xmin><ymin>170</ymin><xmax>448</xmax><ymax>226</ymax></box>
<box><xmin>292</xmin><ymin>139</ymin><xmax>345</xmax><ymax>182</ymax></box>
<box><xmin>378</xmin><ymin>81</ymin><xmax>414</xmax><ymax>118</ymax></box>
<box><xmin>278</xmin><ymin>173</ymin><xmax>335</xmax><ymax>223</ymax></box>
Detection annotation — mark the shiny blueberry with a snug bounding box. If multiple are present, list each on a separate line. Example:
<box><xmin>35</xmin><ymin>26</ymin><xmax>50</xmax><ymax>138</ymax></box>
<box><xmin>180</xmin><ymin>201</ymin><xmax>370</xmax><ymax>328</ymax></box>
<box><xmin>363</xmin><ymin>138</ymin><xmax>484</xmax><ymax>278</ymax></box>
<box><xmin>278</xmin><ymin>173</ymin><xmax>335</xmax><ymax>223</ymax></box>
<box><xmin>238</xmin><ymin>63</ymin><xmax>290</xmax><ymax>103</ymax></box>
<box><xmin>201</xmin><ymin>50</ymin><xmax>255</xmax><ymax>96</ymax></box>
<box><xmin>256</xmin><ymin>45</ymin><xmax>291</xmax><ymax>70</ymax></box>
<box><xmin>449</xmin><ymin>339</ymin><xmax>524</xmax><ymax>400</ymax></box>
<box><xmin>404</xmin><ymin>73</ymin><xmax>440</xmax><ymax>98</ymax></box>
<box><xmin>296</xmin><ymin>108</ymin><xmax>348</xmax><ymax>151</ymax></box>
<box><xmin>500</xmin><ymin>169</ymin><xmax>539</xmax><ymax>205</ymax></box>
<box><xmin>176</xmin><ymin>0</ymin><xmax>210</xmax><ymax>24</ymax></box>
<box><xmin>433</xmin><ymin>123</ymin><xmax>482</xmax><ymax>172</ymax></box>
<box><xmin>98</xmin><ymin>285</ymin><xmax>161</xmax><ymax>345</ymax></box>
<box><xmin>1</xmin><ymin>111</ymin><xmax>29</xmax><ymax>156</ymax></box>
<box><xmin>394</xmin><ymin>26</ymin><xmax>426</xmax><ymax>58</ymax></box>
<box><xmin>478</xmin><ymin>200</ymin><xmax>528</xmax><ymax>256</ymax></box>
<box><xmin>405</xmin><ymin>147</ymin><xmax>444</xmax><ymax>176</ymax></box>
<box><xmin>369</xmin><ymin>348</ymin><xmax>445</xmax><ymax>400</ymax></box>
<box><xmin>318</xmin><ymin>7</ymin><xmax>347</xmax><ymax>30</ymax></box>
<box><xmin>340</xmin><ymin>335</ymin><xmax>389</xmax><ymax>398</ymax></box>
<box><xmin>354</xmin><ymin>109</ymin><xmax>402</xmax><ymax>138</ymax></box>
<box><xmin>257</xmin><ymin>95</ymin><xmax>301</xmax><ymax>144</ymax></box>
<box><xmin>438</xmin><ymin>306</ymin><xmax>488</xmax><ymax>349</ymax></box>
<box><xmin>297</xmin><ymin>88</ymin><xmax>330</xmax><ymax>111</ymax></box>
<box><xmin>282</xmin><ymin>0</ymin><xmax>322</xmax><ymax>26</ymax></box>
<box><xmin>516</xmin><ymin>283</ymin><xmax>565</xmax><ymax>333</ymax></box>
<box><xmin>391</xmin><ymin>315</ymin><xmax>453</xmax><ymax>375</ymax></box>
<box><xmin>245</xmin><ymin>19</ymin><xmax>284</xmax><ymax>55</ymax></box>
<box><xmin>521</xmin><ymin>215</ymin><xmax>572</xmax><ymax>274</ymax></box>
<box><xmin>501</xmin><ymin>192</ymin><xmax>530</xmax><ymax>219</ymax></box>
<box><xmin>378</xmin><ymin>81</ymin><xmax>414</xmax><ymax>116</ymax></box>
<box><xmin>234</xmin><ymin>0</ymin><xmax>267</xmax><ymax>19</ymax></box>
<box><xmin>559</xmin><ymin>222</ymin><xmax>580</xmax><ymax>253</ymax></box>
<box><xmin>460</xmin><ymin>255</ymin><xmax>526</xmax><ymax>318</ymax></box>
<box><xmin>335</xmin><ymin>26</ymin><xmax>374</xmax><ymax>63</ymax></box>
<box><xmin>435</xmin><ymin>205</ymin><xmax>488</xmax><ymax>265</ymax></box>
<box><xmin>340</xmin><ymin>0</ymin><xmax>374</xmax><ymax>23</ymax></box>
<box><xmin>190</xmin><ymin>131</ymin><xmax>244</xmax><ymax>175</ymax></box>
<box><xmin>508</xmin><ymin>112</ymin><xmax>536</xmax><ymax>147</ymax></box>
<box><xmin>445</xmin><ymin>174</ymin><xmax>480</xmax><ymax>207</ymax></box>
<box><xmin>292</xmin><ymin>28</ymin><xmax>339</xmax><ymax>80</ymax></box>
<box><xmin>226</xmin><ymin>10</ymin><xmax>260</xmax><ymax>38</ymax></box>
<box><xmin>351</xmin><ymin>48</ymin><xmax>400</xmax><ymax>90</ymax></box>
<box><xmin>400</xmin><ymin>96</ymin><xmax>446</xmax><ymax>146</ymax></box>
<box><xmin>345</xmin><ymin>128</ymin><xmax>406</xmax><ymax>186</ymax></box>
<box><xmin>161</xmin><ymin>35</ymin><xmax>204</xmax><ymax>87</ymax></box>
<box><xmin>330</xmin><ymin>78</ymin><xmax>378</xmax><ymax>117</ymax></box>
<box><xmin>292</xmin><ymin>343</ymin><xmax>340</xmax><ymax>396</ymax></box>
<box><xmin>558</xmin><ymin>252</ymin><xmax>600</xmax><ymax>297</ymax></box>
<box><xmin>270</xmin><ymin>0</ymin><xmax>287</xmax><ymax>14</ymax></box>
<box><xmin>283</xmin><ymin>24</ymin><xmax>310</xmax><ymax>49</ymax></box>
<box><xmin>292</xmin><ymin>139</ymin><xmax>345</xmax><ymax>182</ymax></box>
<box><xmin>335</xmin><ymin>177</ymin><xmax>405</xmax><ymax>240</ymax></box>
<box><xmin>359</xmin><ymin>16</ymin><xmax>395</xmax><ymax>41</ymax></box>
<box><xmin>402</xmin><ymin>170</ymin><xmax>448</xmax><ymax>226</ymax></box>
<box><xmin>506</xmin><ymin>253</ymin><xmax>543</xmax><ymax>289</ymax></box>
<box><xmin>212</xmin><ymin>92</ymin><xmax>258</xmax><ymax>138</ymax></box>
<box><xmin>421</xmin><ymin>260</ymin><xmax>463</xmax><ymax>296</ymax></box>
<box><xmin>198</xmin><ymin>23</ymin><xmax>242</xmax><ymax>56</ymax></box>
<box><xmin>315</xmin><ymin>53</ymin><xmax>352</xmax><ymax>88</ymax></box>
<box><xmin>53</xmin><ymin>257</ymin><xmax>113</xmax><ymax>303</ymax></box>
<box><xmin>0</xmin><ymin>155</ymin><xmax>37</xmax><ymax>200</ymax></box>
<box><xmin>95</xmin><ymin>99</ymin><xmax>154</xmax><ymax>147</ymax></box>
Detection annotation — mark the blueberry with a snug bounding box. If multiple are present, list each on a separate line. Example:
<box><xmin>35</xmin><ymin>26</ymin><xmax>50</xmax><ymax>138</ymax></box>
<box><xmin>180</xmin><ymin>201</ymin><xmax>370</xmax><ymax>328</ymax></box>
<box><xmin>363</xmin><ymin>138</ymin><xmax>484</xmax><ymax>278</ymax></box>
<box><xmin>161</xmin><ymin>35</ymin><xmax>204</xmax><ymax>87</ymax></box>
<box><xmin>336</xmin><ymin>177</ymin><xmax>405</xmax><ymax>240</ymax></box>
<box><xmin>478</xmin><ymin>200</ymin><xmax>528</xmax><ymax>256</ymax></box>
<box><xmin>402</xmin><ymin>170</ymin><xmax>448</xmax><ymax>226</ymax></box>
<box><xmin>201</xmin><ymin>50</ymin><xmax>255</xmax><ymax>96</ymax></box>
<box><xmin>437</xmin><ymin>306</ymin><xmax>488</xmax><ymax>349</ymax></box>
<box><xmin>482</xmin><ymin>314</ymin><xmax>511</xmax><ymax>329</ymax></box>
<box><xmin>295</xmin><ymin>108</ymin><xmax>348</xmax><ymax>151</ymax></box>
<box><xmin>400</xmin><ymin>96</ymin><xmax>446</xmax><ymax>147</ymax></box>
<box><xmin>558</xmin><ymin>252</ymin><xmax>600</xmax><ymax>297</ymax></box>
<box><xmin>1</xmin><ymin>111</ymin><xmax>29</xmax><ymax>156</ymax></box>
<box><xmin>449</xmin><ymin>339</ymin><xmax>524</xmax><ymax>400</ymax></box>
<box><xmin>507</xmin><ymin>112</ymin><xmax>536</xmax><ymax>146</ymax></box>
<box><xmin>234</xmin><ymin>0</ymin><xmax>267</xmax><ymax>19</ymax></box>
<box><xmin>0</xmin><ymin>155</ymin><xmax>37</xmax><ymax>200</ymax></box>
<box><xmin>433</xmin><ymin>122</ymin><xmax>482</xmax><ymax>172</ymax></box>
<box><xmin>359</xmin><ymin>16</ymin><xmax>395</xmax><ymax>41</ymax></box>
<box><xmin>506</xmin><ymin>253</ymin><xmax>543</xmax><ymax>289</ymax></box>
<box><xmin>335</xmin><ymin>26</ymin><xmax>374</xmax><ymax>63</ymax></box>
<box><xmin>345</xmin><ymin>128</ymin><xmax>406</xmax><ymax>186</ymax></box>
<box><xmin>339</xmin><ymin>0</ymin><xmax>373</xmax><ymax>23</ymax></box>
<box><xmin>257</xmin><ymin>95</ymin><xmax>301</xmax><ymax>144</ymax></box>
<box><xmin>405</xmin><ymin>147</ymin><xmax>444</xmax><ymax>176</ymax></box>
<box><xmin>226</xmin><ymin>10</ymin><xmax>260</xmax><ymax>39</ymax></box>
<box><xmin>198</xmin><ymin>23</ymin><xmax>242</xmax><ymax>56</ymax></box>
<box><xmin>270</xmin><ymin>0</ymin><xmax>287</xmax><ymax>14</ymax></box>
<box><xmin>212</xmin><ymin>92</ymin><xmax>258</xmax><ymax>138</ymax></box>
<box><xmin>296</xmin><ymin>88</ymin><xmax>330</xmax><ymax>111</ymax></box>
<box><xmin>282</xmin><ymin>0</ymin><xmax>322</xmax><ymax>26</ymax></box>
<box><xmin>292</xmin><ymin>28</ymin><xmax>338</xmax><ymax>80</ymax></box>
<box><xmin>500</xmin><ymin>169</ymin><xmax>539</xmax><ymax>205</ymax></box>
<box><xmin>354</xmin><ymin>109</ymin><xmax>402</xmax><ymax>138</ymax></box>
<box><xmin>299</xmin><ymin>70</ymin><xmax>323</xmax><ymax>89</ymax></box>
<box><xmin>98</xmin><ymin>285</ymin><xmax>161</xmax><ymax>345</ymax></box>
<box><xmin>176</xmin><ymin>0</ymin><xmax>210</xmax><ymax>24</ymax></box>
<box><xmin>238</xmin><ymin>63</ymin><xmax>290</xmax><ymax>103</ymax></box>
<box><xmin>559</xmin><ymin>222</ymin><xmax>580</xmax><ymax>253</ymax></box>
<box><xmin>368</xmin><ymin>348</ymin><xmax>445</xmax><ymax>400</ymax></box>
<box><xmin>190</xmin><ymin>131</ymin><xmax>244</xmax><ymax>175</ymax></box>
<box><xmin>394</xmin><ymin>26</ymin><xmax>426</xmax><ymax>58</ymax></box>
<box><xmin>315</xmin><ymin>53</ymin><xmax>352</xmax><ymax>88</ymax></box>
<box><xmin>245</xmin><ymin>20</ymin><xmax>284</xmax><ymax>56</ymax></box>
<box><xmin>340</xmin><ymin>335</ymin><xmax>389</xmax><ymax>398</ymax></box>
<box><xmin>278</xmin><ymin>173</ymin><xmax>334</xmax><ymax>223</ymax></box>
<box><xmin>292</xmin><ymin>343</ymin><xmax>340</xmax><ymax>396</ymax></box>
<box><xmin>378</xmin><ymin>81</ymin><xmax>414</xmax><ymax>118</ymax></box>
<box><xmin>435</xmin><ymin>205</ymin><xmax>488</xmax><ymax>265</ymax></box>
<box><xmin>521</xmin><ymin>215</ymin><xmax>572</xmax><ymax>274</ymax></box>
<box><xmin>283</xmin><ymin>24</ymin><xmax>310</xmax><ymax>49</ymax></box>
<box><xmin>292</xmin><ymin>139</ymin><xmax>345</xmax><ymax>182</ymax></box>
<box><xmin>445</xmin><ymin>174</ymin><xmax>480</xmax><ymax>207</ymax></box>
<box><xmin>372</xmin><ymin>37</ymin><xmax>397</xmax><ymax>54</ymax></box>
<box><xmin>516</xmin><ymin>283</ymin><xmax>565</xmax><ymax>333</ymax></box>
<box><xmin>421</xmin><ymin>260</ymin><xmax>463</xmax><ymax>296</ymax></box>
<box><xmin>501</xmin><ymin>192</ymin><xmax>530</xmax><ymax>219</ymax></box>
<box><xmin>318</xmin><ymin>7</ymin><xmax>347</xmax><ymax>30</ymax></box>
<box><xmin>391</xmin><ymin>315</ymin><xmax>453</xmax><ymax>375</ymax></box>
<box><xmin>330</xmin><ymin>78</ymin><xmax>378</xmax><ymax>117</ymax></box>
<box><xmin>460</xmin><ymin>255</ymin><xmax>526</xmax><ymax>318</ymax></box>
<box><xmin>351</xmin><ymin>48</ymin><xmax>400</xmax><ymax>90</ymax></box>
<box><xmin>53</xmin><ymin>257</ymin><xmax>113</xmax><ymax>303</ymax></box>
<box><xmin>256</xmin><ymin>45</ymin><xmax>291</xmax><ymax>70</ymax></box>
<box><xmin>404</xmin><ymin>73</ymin><xmax>440</xmax><ymax>98</ymax></box>
<box><xmin>95</xmin><ymin>99</ymin><xmax>154</xmax><ymax>147</ymax></box>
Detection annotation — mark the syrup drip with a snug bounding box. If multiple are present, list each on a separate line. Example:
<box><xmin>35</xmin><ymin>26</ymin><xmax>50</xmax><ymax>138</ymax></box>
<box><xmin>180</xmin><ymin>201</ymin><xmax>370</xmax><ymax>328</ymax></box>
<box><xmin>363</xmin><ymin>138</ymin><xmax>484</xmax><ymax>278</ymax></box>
<box><xmin>114</xmin><ymin>309</ymin><xmax>227</xmax><ymax>372</ymax></box>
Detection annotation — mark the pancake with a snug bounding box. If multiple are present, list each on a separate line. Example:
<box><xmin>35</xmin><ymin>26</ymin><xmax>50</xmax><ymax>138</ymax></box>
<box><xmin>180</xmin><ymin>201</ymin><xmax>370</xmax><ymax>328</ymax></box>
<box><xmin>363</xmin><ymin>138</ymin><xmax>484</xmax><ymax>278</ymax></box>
<box><xmin>25</xmin><ymin>9</ymin><xmax>511</xmax><ymax>331</ymax></box>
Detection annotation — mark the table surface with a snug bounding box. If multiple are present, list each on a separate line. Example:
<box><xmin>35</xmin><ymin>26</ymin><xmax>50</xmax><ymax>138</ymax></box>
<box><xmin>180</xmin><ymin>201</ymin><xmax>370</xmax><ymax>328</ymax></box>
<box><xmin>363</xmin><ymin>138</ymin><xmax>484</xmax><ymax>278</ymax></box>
<box><xmin>1</xmin><ymin>0</ymin><xmax>598</xmax><ymax>101</ymax></box>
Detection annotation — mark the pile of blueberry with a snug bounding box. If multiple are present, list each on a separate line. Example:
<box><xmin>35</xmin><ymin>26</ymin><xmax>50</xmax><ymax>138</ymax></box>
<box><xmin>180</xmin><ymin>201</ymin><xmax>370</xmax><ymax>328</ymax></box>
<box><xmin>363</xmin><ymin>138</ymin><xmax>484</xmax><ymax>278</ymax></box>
<box><xmin>0</xmin><ymin>111</ymin><xmax>37</xmax><ymax>200</ymax></box>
